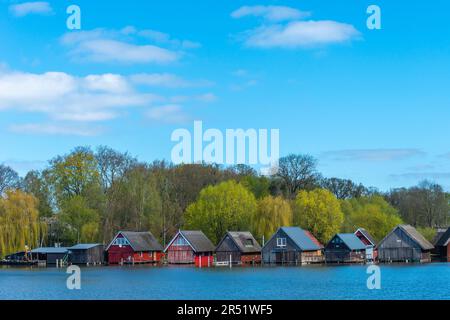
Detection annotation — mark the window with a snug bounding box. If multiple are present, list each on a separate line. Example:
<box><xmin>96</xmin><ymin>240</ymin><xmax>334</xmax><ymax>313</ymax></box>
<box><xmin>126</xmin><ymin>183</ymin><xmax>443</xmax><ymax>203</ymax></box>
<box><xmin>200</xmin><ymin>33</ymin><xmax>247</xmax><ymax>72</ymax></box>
<box><xmin>277</xmin><ymin>238</ymin><xmax>287</xmax><ymax>247</ymax></box>
<box><xmin>113</xmin><ymin>237</ymin><xmax>130</xmax><ymax>246</ymax></box>
<box><xmin>244</xmin><ymin>239</ymin><xmax>254</xmax><ymax>247</ymax></box>
<box><xmin>173</xmin><ymin>236</ymin><xmax>188</xmax><ymax>246</ymax></box>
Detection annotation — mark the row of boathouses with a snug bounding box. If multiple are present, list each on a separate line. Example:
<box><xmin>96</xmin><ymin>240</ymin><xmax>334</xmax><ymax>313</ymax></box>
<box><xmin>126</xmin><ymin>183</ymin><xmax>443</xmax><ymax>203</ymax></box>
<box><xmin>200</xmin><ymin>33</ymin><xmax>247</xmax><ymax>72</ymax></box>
<box><xmin>5</xmin><ymin>224</ymin><xmax>448</xmax><ymax>267</ymax></box>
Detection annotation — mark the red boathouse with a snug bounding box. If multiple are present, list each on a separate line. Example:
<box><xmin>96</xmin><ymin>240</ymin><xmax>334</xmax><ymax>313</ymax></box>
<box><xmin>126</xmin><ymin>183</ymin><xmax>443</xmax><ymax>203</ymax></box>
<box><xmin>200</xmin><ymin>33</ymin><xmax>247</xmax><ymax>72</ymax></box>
<box><xmin>165</xmin><ymin>230</ymin><xmax>215</xmax><ymax>267</ymax></box>
<box><xmin>354</xmin><ymin>228</ymin><xmax>378</xmax><ymax>262</ymax></box>
<box><xmin>106</xmin><ymin>231</ymin><xmax>163</xmax><ymax>264</ymax></box>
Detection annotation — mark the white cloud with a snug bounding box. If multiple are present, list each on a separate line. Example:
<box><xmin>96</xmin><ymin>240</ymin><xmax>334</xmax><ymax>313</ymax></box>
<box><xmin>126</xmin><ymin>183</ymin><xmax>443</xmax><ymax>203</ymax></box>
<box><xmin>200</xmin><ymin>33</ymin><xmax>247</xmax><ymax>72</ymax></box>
<box><xmin>231</xmin><ymin>5</ymin><xmax>309</xmax><ymax>22</ymax></box>
<box><xmin>9</xmin><ymin>1</ymin><xmax>53</xmax><ymax>17</ymax></box>
<box><xmin>0</xmin><ymin>68</ymin><xmax>217</xmax><ymax>133</ymax></box>
<box><xmin>61</xmin><ymin>27</ymin><xmax>199</xmax><ymax>64</ymax></box>
<box><xmin>130</xmin><ymin>73</ymin><xmax>212</xmax><ymax>88</ymax></box>
<box><xmin>243</xmin><ymin>20</ymin><xmax>360</xmax><ymax>48</ymax></box>
<box><xmin>145</xmin><ymin>105</ymin><xmax>189</xmax><ymax>124</ymax></box>
<box><xmin>9</xmin><ymin>123</ymin><xmax>103</xmax><ymax>136</ymax></box>
<box><xmin>0</xmin><ymin>70</ymin><xmax>159</xmax><ymax>122</ymax></box>
<box><xmin>232</xmin><ymin>5</ymin><xmax>360</xmax><ymax>49</ymax></box>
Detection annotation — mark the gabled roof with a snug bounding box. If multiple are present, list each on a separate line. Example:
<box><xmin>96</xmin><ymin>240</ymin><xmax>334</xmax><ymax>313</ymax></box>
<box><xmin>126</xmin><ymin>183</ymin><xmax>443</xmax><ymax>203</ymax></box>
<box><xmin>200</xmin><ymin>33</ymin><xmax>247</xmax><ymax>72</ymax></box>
<box><xmin>166</xmin><ymin>230</ymin><xmax>215</xmax><ymax>253</ymax></box>
<box><xmin>216</xmin><ymin>231</ymin><xmax>261</xmax><ymax>253</ymax></box>
<box><xmin>399</xmin><ymin>225</ymin><xmax>434</xmax><ymax>250</ymax></box>
<box><xmin>334</xmin><ymin>234</ymin><xmax>367</xmax><ymax>251</ymax></box>
<box><xmin>31</xmin><ymin>247</ymin><xmax>68</xmax><ymax>254</ymax></box>
<box><xmin>275</xmin><ymin>227</ymin><xmax>323</xmax><ymax>251</ymax></box>
<box><xmin>68</xmin><ymin>243</ymin><xmax>103</xmax><ymax>250</ymax></box>
<box><xmin>434</xmin><ymin>227</ymin><xmax>450</xmax><ymax>247</ymax></box>
<box><xmin>355</xmin><ymin>228</ymin><xmax>377</xmax><ymax>246</ymax></box>
<box><xmin>106</xmin><ymin>231</ymin><xmax>163</xmax><ymax>252</ymax></box>
<box><xmin>378</xmin><ymin>225</ymin><xmax>434</xmax><ymax>250</ymax></box>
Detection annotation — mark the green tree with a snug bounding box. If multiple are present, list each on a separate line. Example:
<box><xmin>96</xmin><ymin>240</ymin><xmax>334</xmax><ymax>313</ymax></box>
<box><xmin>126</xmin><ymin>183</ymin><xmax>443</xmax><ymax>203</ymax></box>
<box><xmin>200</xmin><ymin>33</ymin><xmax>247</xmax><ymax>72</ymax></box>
<box><xmin>293</xmin><ymin>189</ymin><xmax>343</xmax><ymax>244</ymax></box>
<box><xmin>184</xmin><ymin>181</ymin><xmax>257</xmax><ymax>244</ymax></box>
<box><xmin>59</xmin><ymin>195</ymin><xmax>100</xmax><ymax>243</ymax></box>
<box><xmin>48</xmin><ymin>147</ymin><xmax>101</xmax><ymax>201</ymax></box>
<box><xmin>341</xmin><ymin>196</ymin><xmax>403</xmax><ymax>241</ymax></box>
<box><xmin>253</xmin><ymin>196</ymin><xmax>292</xmax><ymax>242</ymax></box>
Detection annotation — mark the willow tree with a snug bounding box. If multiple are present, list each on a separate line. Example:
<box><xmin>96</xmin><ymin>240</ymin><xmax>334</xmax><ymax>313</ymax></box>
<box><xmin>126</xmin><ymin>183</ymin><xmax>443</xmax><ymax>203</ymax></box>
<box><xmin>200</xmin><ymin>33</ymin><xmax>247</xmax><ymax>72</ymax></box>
<box><xmin>0</xmin><ymin>190</ymin><xmax>44</xmax><ymax>257</ymax></box>
<box><xmin>252</xmin><ymin>196</ymin><xmax>292</xmax><ymax>242</ymax></box>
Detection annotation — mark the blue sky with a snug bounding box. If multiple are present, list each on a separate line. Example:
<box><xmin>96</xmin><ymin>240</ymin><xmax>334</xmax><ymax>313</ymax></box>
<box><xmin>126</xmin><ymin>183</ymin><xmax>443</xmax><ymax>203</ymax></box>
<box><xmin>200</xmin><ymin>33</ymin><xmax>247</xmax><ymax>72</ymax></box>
<box><xmin>0</xmin><ymin>0</ymin><xmax>449</xmax><ymax>191</ymax></box>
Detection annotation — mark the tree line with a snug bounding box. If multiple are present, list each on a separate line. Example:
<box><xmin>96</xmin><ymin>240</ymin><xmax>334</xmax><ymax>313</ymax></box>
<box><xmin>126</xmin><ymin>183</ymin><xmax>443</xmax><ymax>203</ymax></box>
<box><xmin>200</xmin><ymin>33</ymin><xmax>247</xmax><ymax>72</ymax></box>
<box><xmin>0</xmin><ymin>147</ymin><xmax>449</xmax><ymax>257</ymax></box>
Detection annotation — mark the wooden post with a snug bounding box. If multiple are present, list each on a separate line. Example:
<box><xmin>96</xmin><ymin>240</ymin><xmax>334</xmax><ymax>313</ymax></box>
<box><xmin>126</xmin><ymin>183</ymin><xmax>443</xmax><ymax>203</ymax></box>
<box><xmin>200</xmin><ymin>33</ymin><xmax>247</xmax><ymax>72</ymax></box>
<box><xmin>199</xmin><ymin>255</ymin><xmax>202</xmax><ymax>268</ymax></box>
<box><xmin>229</xmin><ymin>254</ymin><xmax>232</xmax><ymax>268</ymax></box>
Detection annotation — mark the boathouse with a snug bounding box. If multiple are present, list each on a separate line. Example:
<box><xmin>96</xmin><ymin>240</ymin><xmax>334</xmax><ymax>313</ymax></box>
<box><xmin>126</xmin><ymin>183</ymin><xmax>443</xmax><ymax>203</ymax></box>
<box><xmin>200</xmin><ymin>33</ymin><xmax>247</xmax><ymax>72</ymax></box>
<box><xmin>30</xmin><ymin>247</ymin><xmax>69</xmax><ymax>265</ymax></box>
<box><xmin>165</xmin><ymin>230</ymin><xmax>215</xmax><ymax>267</ymax></box>
<box><xmin>68</xmin><ymin>244</ymin><xmax>105</xmax><ymax>265</ymax></box>
<box><xmin>432</xmin><ymin>227</ymin><xmax>450</xmax><ymax>262</ymax></box>
<box><xmin>325</xmin><ymin>233</ymin><xmax>366</xmax><ymax>263</ymax></box>
<box><xmin>261</xmin><ymin>227</ymin><xmax>324</xmax><ymax>265</ymax></box>
<box><xmin>377</xmin><ymin>225</ymin><xmax>434</xmax><ymax>263</ymax></box>
<box><xmin>215</xmin><ymin>231</ymin><xmax>262</xmax><ymax>265</ymax></box>
<box><xmin>354</xmin><ymin>228</ymin><xmax>377</xmax><ymax>261</ymax></box>
<box><xmin>106</xmin><ymin>231</ymin><xmax>163</xmax><ymax>264</ymax></box>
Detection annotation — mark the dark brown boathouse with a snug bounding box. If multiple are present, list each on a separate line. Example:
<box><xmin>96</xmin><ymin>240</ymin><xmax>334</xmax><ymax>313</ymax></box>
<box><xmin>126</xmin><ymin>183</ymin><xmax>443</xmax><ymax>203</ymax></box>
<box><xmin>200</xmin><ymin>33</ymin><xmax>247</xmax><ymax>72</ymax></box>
<box><xmin>377</xmin><ymin>225</ymin><xmax>434</xmax><ymax>263</ymax></box>
<box><xmin>215</xmin><ymin>231</ymin><xmax>261</xmax><ymax>265</ymax></box>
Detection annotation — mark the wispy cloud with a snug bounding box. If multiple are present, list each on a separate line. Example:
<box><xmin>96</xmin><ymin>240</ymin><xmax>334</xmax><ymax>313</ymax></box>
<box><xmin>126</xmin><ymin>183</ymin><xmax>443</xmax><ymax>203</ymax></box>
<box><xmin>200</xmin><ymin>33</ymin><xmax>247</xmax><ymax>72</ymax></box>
<box><xmin>438</xmin><ymin>152</ymin><xmax>450</xmax><ymax>159</ymax></box>
<box><xmin>130</xmin><ymin>73</ymin><xmax>213</xmax><ymax>88</ymax></box>
<box><xmin>145</xmin><ymin>104</ymin><xmax>189</xmax><ymax>124</ymax></box>
<box><xmin>231</xmin><ymin>5</ymin><xmax>310</xmax><ymax>22</ymax></box>
<box><xmin>9</xmin><ymin>1</ymin><xmax>53</xmax><ymax>17</ymax></box>
<box><xmin>321</xmin><ymin>149</ymin><xmax>426</xmax><ymax>162</ymax></box>
<box><xmin>389</xmin><ymin>172</ymin><xmax>450</xmax><ymax>181</ymax></box>
<box><xmin>232</xmin><ymin>5</ymin><xmax>360</xmax><ymax>49</ymax></box>
<box><xmin>61</xmin><ymin>27</ymin><xmax>198</xmax><ymax>64</ymax></box>
<box><xmin>9</xmin><ymin>123</ymin><xmax>104</xmax><ymax>136</ymax></box>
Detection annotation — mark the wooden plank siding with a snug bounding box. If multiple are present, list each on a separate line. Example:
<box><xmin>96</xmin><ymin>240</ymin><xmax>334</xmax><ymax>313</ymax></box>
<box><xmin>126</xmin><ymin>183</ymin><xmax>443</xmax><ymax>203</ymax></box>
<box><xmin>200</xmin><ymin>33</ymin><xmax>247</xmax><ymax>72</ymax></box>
<box><xmin>377</xmin><ymin>226</ymin><xmax>432</xmax><ymax>263</ymax></box>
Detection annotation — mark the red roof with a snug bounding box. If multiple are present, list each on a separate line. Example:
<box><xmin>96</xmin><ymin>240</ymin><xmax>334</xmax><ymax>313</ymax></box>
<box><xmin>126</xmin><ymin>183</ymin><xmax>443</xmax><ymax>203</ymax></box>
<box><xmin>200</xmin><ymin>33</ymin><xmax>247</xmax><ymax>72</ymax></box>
<box><xmin>304</xmin><ymin>230</ymin><xmax>324</xmax><ymax>249</ymax></box>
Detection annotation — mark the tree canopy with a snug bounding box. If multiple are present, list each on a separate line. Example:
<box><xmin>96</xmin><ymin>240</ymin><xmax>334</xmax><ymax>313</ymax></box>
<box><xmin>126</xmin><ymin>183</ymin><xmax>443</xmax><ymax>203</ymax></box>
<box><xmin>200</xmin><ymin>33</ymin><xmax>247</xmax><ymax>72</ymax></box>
<box><xmin>184</xmin><ymin>180</ymin><xmax>257</xmax><ymax>244</ymax></box>
<box><xmin>293</xmin><ymin>189</ymin><xmax>344</xmax><ymax>244</ymax></box>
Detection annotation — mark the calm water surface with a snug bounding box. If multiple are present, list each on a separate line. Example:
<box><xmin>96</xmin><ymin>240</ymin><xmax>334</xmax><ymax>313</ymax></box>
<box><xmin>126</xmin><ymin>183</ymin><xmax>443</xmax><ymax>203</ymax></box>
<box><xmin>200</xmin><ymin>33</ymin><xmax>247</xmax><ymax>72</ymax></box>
<box><xmin>0</xmin><ymin>264</ymin><xmax>449</xmax><ymax>300</ymax></box>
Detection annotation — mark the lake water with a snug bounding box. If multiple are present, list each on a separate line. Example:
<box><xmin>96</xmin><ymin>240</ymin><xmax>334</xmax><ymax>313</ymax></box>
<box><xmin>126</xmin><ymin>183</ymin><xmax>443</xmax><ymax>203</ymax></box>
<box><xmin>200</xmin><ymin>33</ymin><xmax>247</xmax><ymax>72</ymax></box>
<box><xmin>0</xmin><ymin>263</ymin><xmax>449</xmax><ymax>300</ymax></box>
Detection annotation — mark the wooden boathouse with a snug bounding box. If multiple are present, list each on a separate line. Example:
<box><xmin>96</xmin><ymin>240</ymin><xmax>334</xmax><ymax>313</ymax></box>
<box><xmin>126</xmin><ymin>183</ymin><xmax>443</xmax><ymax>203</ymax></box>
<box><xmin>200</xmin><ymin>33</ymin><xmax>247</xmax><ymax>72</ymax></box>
<box><xmin>325</xmin><ymin>233</ymin><xmax>366</xmax><ymax>263</ymax></box>
<box><xmin>432</xmin><ymin>227</ymin><xmax>450</xmax><ymax>262</ymax></box>
<box><xmin>30</xmin><ymin>247</ymin><xmax>69</xmax><ymax>265</ymax></box>
<box><xmin>377</xmin><ymin>225</ymin><xmax>434</xmax><ymax>263</ymax></box>
<box><xmin>215</xmin><ymin>231</ymin><xmax>261</xmax><ymax>265</ymax></box>
<box><xmin>106</xmin><ymin>231</ymin><xmax>163</xmax><ymax>264</ymax></box>
<box><xmin>68</xmin><ymin>244</ymin><xmax>105</xmax><ymax>265</ymax></box>
<box><xmin>354</xmin><ymin>228</ymin><xmax>377</xmax><ymax>262</ymax></box>
<box><xmin>261</xmin><ymin>227</ymin><xmax>324</xmax><ymax>265</ymax></box>
<box><xmin>165</xmin><ymin>230</ymin><xmax>215</xmax><ymax>267</ymax></box>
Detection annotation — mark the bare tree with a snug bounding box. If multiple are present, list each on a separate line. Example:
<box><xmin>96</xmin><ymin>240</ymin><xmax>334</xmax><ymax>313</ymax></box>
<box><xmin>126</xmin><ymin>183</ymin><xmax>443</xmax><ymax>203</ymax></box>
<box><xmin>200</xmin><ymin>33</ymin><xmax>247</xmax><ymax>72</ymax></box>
<box><xmin>321</xmin><ymin>177</ymin><xmax>368</xmax><ymax>199</ymax></box>
<box><xmin>274</xmin><ymin>154</ymin><xmax>321</xmax><ymax>198</ymax></box>
<box><xmin>0</xmin><ymin>164</ymin><xmax>20</xmax><ymax>194</ymax></box>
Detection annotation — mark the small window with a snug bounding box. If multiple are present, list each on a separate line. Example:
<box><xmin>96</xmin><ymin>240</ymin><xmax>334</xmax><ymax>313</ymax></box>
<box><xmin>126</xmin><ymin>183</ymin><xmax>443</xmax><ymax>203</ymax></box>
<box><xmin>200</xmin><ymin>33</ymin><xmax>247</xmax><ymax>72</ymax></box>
<box><xmin>174</xmin><ymin>236</ymin><xmax>188</xmax><ymax>246</ymax></box>
<box><xmin>277</xmin><ymin>238</ymin><xmax>287</xmax><ymax>247</ymax></box>
<box><xmin>114</xmin><ymin>237</ymin><xmax>130</xmax><ymax>246</ymax></box>
<box><xmin>244</xmin><ymin>239</ymin><xmax>254</xmax><ymax>247</ymax></box>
